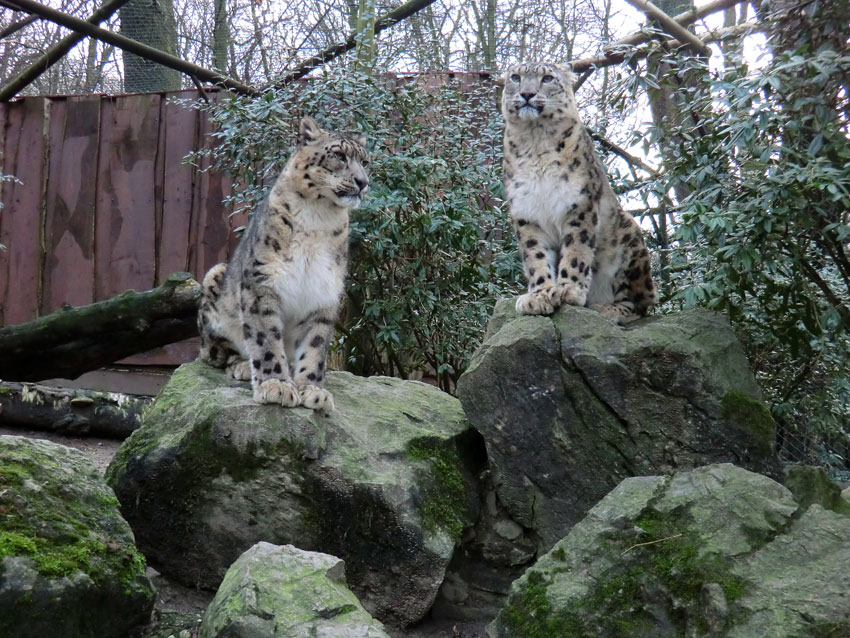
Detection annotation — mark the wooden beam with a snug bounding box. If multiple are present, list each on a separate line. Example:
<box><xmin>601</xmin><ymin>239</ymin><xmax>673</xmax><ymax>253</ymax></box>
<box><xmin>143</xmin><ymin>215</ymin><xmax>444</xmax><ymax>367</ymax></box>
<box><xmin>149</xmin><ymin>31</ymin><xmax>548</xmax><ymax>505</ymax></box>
<box><xmin>0</xmin><ymin>0</ymin><xmax>258</xmax><ymax>97</ymax></box>
<box><xmin>0</xmin><ymin>272</ymin><xmax>201</xmax><ymax>382</ymax></box>
<box><xmin>623</xmin><ymin>0</ymin><xmax>712</xmax><ymax>57</ymax></box>
<box><xmin>272</xmin><ymin>0</ymin><xmax>439</xmax><ymax>86</ymax></box>
<box><xmin>0</xmin><ymin>0</ymin><xmax>133</xmax><ymax>102</ymax></box>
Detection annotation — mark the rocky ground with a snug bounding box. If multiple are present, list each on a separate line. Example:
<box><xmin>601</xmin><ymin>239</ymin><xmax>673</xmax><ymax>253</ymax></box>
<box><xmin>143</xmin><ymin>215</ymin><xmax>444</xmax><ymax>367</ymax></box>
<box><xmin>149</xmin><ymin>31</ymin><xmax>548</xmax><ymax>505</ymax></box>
<box><xmin>0</xmin><ymin>425</ymin><xmax>485</xmax><ymax>638</ymax></box>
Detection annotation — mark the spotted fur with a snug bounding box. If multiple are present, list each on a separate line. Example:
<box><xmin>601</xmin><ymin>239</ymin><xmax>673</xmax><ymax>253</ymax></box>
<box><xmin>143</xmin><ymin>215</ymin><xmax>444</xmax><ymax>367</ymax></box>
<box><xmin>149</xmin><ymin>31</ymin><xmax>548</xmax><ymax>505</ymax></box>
<box><xmin>500</xmin><ymin>62</ymin><xmax>656</xmax><ymax>323</ymax></box>
<box><xmin>197</xmin><ymin>117</ymin><xmax>370</xmax><ymax>411</ymax></box>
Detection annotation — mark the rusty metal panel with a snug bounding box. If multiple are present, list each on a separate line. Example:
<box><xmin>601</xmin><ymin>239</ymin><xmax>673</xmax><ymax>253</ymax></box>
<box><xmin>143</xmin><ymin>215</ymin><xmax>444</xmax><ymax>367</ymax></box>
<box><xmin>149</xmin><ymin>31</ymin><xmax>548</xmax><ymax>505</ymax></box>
<box><xmin>94</xmin><ymin>93</ymin><xmax>160</xmax><ymax>299</ymax></box>
<box><xmin>41</xmin><ymin>96</ymin><xmax>101</xmax><ymax>313</ymax></box>
<box><xmin>0</xmin><ymin>98</ymin><xmax>47</xmax><ymax>325</ymax></box>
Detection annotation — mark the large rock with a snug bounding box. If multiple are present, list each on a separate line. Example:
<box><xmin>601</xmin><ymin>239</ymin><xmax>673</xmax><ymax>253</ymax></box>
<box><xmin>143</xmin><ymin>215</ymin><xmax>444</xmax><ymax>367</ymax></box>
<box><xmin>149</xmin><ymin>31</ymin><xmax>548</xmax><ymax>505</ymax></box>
<box><xmin>106</xmin><ymin>361</ymin><xmax>482</xmax><ymax>627</ymax></box>
<box><xmin>489</xmin><ymin>463</ymin><xmax>850</xmax><ymax>638</ymax></box>
<box><xmin>200</xmin><ymin>542</ymin><xmax>390</xmax><ymax>638</ymax></box>
<box><xmin>457</xmin><ymin>301</ymin><xmax>782</xmax><ymax>549</ymax></box>
<box><xmin>0</xmin><ymin>435</ymin><xmax>155</xmax><ymax>638</ymax></box>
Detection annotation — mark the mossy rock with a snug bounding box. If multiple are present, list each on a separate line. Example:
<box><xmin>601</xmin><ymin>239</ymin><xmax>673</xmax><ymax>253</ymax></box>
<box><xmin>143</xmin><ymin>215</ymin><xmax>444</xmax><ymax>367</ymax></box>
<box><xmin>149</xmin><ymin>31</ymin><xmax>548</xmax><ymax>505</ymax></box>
<box><xmin>0</xmin><ymin>435</ymin><xmax>154</xmax><ymax>638</ymax></box>
<box><xmin>107</xmin><ymin>361</ymin><xmax>483</xmax><ymax>627</ymax></box>
<box><xmin>199</xmin><ymin>542</ymin><xmax>390</xmax><ymax>637</ymax></box>
<box><xmin>457</xmin><ymin>300</ymin><xmax>782</xmax><ymax>550</ymax></box>
<box><xmin>783</xmin><ymin>465</ymin><xmax>850</xmax><ymax>516</ymax></box>
<box><xmin>489</xmin><ymin>464</ymin><xmax>850</xmax><ymax>638</ymax></box>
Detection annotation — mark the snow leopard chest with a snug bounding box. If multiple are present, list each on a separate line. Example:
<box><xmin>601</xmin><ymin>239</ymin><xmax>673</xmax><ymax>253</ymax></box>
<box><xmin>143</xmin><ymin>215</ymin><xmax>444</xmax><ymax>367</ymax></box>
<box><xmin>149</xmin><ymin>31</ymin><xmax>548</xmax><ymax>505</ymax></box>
<box><xmin>271</xmin><ymin>236</ymin><xmax>345</xmax><ymax>321</ymax></box>
<box><xmin>507</xmin><ymin>169</ymin><xmax>586</xmax><ymax>238</ymax></box>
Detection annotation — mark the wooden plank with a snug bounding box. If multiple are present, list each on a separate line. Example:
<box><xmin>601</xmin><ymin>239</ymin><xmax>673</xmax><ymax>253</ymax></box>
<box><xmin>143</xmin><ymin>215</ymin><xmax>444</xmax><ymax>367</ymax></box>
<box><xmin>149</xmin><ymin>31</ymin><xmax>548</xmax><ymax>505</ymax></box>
<box><xmin>188</xmin><ymin>91</ymin><xmax>231</xmax><ymax>280</ymax></box>
<box><xmin>0</xmin><ymin>101</ymin><xmax>9</xmax><ymax>326</ymax></box>
<box><xmin>41</xmin><ymin>96</ymin><xmax>100</xmax><ymax>313</ymax></box>
<box><xmin>0</xmin><ymin>98</ymin><xmax>48</xmax><ymax>325</ymax></box>
<box><xmin>156</xmin><ymin>92</ymin><xmax>198</xmax><ymax>280</ymax></box>
<box><xmin>94</xmin><ymin>94</ymin><xmax>161</xmax><ymax>300</ymax></box>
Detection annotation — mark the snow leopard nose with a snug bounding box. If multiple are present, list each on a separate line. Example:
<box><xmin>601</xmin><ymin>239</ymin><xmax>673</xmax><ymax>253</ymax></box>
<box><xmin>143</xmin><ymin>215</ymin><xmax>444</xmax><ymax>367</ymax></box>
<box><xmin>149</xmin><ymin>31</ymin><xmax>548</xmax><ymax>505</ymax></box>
<box><xmin>520</xmin><ymin>92</ymin><xmax>536</xmax><ymax>103</ymax></box>
<box><xmin>355</xmin><ymin>177</ymin><xmax>368</xmax><ymax>192</ymax></box>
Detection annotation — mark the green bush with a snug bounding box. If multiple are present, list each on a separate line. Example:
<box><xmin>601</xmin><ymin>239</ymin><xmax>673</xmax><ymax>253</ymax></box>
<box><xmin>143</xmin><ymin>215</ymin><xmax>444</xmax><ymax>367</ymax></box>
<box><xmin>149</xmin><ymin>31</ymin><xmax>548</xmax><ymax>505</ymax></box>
<box><xmin>657</xmin><ymin>47</ymin><xmax>850</xmax><ymax>459</ymax></box>
<box><xmin>190</xmin><ymin>71</ymin><xmax>522</xmax><ymax>392</ymax></box>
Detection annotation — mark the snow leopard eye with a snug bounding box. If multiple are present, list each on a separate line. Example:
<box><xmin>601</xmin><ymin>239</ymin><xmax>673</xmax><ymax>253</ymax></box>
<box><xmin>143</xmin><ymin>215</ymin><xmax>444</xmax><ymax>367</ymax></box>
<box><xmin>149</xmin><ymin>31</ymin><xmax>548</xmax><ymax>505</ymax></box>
<box><xmin>333</xmin><ymin>151</ymin><xmax>347</xmax><ymax>162</ymax></box>
<box><xmin>541</xmin><ymin>74</ymin><xmax>555</xmax><ymax>83</ymax></box>
<box><xmin>510</xmin><ymin>73</ymin><xmax>521</xmax><ymax>83</ymax></box>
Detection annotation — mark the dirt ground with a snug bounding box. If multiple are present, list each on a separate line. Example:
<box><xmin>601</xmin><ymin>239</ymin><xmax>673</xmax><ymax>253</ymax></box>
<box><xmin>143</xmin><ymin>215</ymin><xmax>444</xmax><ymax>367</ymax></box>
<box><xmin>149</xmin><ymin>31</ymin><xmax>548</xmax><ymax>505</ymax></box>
<box><xmin>0</xmin><ymin>425</ymin><xmax>486</xmax><ymax>638</ymax></box>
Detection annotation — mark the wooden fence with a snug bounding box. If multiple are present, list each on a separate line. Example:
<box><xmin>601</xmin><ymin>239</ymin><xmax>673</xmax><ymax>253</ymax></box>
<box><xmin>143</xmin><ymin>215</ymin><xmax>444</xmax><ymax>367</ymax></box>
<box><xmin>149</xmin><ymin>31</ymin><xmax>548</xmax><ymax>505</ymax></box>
<box><xmin>0</xmin><ymin>89</ymin><xmax>245</xmax><ymax>365</ymax></box>
<box><xmin>0</xmin><ymin>73</ymin><xmax>495</xmax><ymax>369</ymax></box>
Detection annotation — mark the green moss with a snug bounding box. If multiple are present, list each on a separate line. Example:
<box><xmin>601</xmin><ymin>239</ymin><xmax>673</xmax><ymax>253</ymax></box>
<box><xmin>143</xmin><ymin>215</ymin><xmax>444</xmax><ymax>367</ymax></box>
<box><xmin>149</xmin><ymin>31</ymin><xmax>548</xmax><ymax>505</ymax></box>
<box><xmin>502</xmin><ymin>507</ymin><xmax>751</xmax><ymax>637</ymax></box>
<box><xmin>784</xmin><ymin>465</ymin><xmax>850</xmax><ymax>517</ymax></box>
<box><xmin>0</xmin><ymin>386</ymin><xmax>11</xmax><ymax>395</ymax></box>
<box><xmin>501</xmin><ymin>570</ymin><xmax>585</xmax><ymax>637</ymax></box>
<box><xmin>0</xmin><ymin>445</ymin><xmax>149</xmax><ymax>593</ymax></box>
<box><xmin>721</xmin><ymin>391</ymin><xmax>776</xmax><ymax>452</ymax></box>
<box><xmin>632</xmin><ymin>509</ymin><xmax>748</xmax><ymax>606</ymax></box>
<box><xmin>407</xmin><ymin>438</ymin><xmax>468</xmax><ymax>539</ymax></box>
<box><xmin>812</xmin><ymin>621</ymin><xmax>850</xmax><ymax>637</ymax></box>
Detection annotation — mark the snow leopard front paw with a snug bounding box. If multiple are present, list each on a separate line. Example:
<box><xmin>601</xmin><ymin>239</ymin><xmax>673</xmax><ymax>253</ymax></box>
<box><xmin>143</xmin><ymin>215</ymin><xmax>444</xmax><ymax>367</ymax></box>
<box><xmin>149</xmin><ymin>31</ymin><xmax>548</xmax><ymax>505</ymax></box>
<box><xmin>254</xmin><ymin>378</ymin><xmax>300</xmax><ymax>407</ymax></box>
<box><xmin>551</xmin><ymin>283</ymin><xmax>587</xmax><ymax>308</ymax></box>
<box><xmin>516</xmin><ymin>290</ymin><xmax>556</xmax><ymax>315</ymax></box>
<box><xmin>226</xmin><ymin>359</ymin><xmax>252</xmax><ymax>381</ymax></box>
<box><xmin>298</xmin><ymin>385</ymin><xmax>335</xmax><ymax>413</ymax></box>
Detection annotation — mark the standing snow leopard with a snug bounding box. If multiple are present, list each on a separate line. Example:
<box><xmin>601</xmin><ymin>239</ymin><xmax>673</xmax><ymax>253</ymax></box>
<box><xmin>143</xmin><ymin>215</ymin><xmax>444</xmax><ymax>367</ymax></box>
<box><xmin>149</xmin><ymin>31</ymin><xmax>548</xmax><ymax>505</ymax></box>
<box><xmin>197</xmin><ymin>116</ymin><xmax>370</xmax><ymax>411</ymax></box>
<box><xmin>501</xmin><ymin>62</ymin><xmax>656</xmax><ymax>323</ymax></box>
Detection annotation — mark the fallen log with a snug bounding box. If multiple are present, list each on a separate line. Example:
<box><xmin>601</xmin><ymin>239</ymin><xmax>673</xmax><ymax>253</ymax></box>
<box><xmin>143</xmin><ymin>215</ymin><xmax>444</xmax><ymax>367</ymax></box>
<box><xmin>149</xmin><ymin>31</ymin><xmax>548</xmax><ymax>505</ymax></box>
<box><xmin>0</xmin><ymin>272</ymin><xmax>201</xmax><ymax>382</ymax></box>
<box><xmin>0</xmin><ymin>382</ymin><xmax>151</xmax><ymax>438</ymax></box>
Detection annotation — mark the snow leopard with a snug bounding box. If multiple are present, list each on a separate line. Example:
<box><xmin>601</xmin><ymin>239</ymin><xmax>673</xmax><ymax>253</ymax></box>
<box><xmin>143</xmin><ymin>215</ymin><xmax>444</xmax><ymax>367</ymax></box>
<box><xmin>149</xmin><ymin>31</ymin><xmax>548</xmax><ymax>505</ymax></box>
<box><xmin>197</xmin><ymin>116</ymin><xmax>370</xmax><ymax>411</ymax></box>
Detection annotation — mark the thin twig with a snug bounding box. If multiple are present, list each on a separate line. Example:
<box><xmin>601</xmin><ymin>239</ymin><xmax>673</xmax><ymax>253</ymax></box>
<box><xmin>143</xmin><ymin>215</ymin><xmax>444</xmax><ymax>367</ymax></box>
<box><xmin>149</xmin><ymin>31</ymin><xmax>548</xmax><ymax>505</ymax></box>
<box><xmin>621</xmin><ymin>533</ymin><xmax>682</xmax><ymax>555</ymax></box>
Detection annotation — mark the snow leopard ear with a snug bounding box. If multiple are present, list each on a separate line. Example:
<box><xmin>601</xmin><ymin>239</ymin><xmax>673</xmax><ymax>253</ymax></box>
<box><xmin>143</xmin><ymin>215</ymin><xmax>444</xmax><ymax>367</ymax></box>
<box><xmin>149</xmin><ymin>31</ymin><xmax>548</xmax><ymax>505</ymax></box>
<box><xmin>556</xmin><ymin>63</ymin><xmax>576</xmax><ymax>85</ymax></box>
<box><xmin>354</xmin><ymin>133</ymin><xmax>367</xmax><ymax>148</ymax></box>
<box><xmin>298</xmin><ymin>116</ymin><xmax>324</xmax><ymax>146</ymax></box>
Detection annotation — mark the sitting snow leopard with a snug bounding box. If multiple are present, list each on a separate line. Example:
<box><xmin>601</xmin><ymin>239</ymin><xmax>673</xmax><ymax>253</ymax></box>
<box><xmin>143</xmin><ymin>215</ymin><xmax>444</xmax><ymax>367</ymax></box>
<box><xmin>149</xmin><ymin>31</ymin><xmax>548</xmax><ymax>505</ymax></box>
<box><xmin>500</xmin><ymin>62</ymin><xmax>656</xmax><ymax>323</ymax></box>
<box><xmin>197</xmin><ymin>116</ymin><xmax>369</xmax><ymax>411</ymax></box>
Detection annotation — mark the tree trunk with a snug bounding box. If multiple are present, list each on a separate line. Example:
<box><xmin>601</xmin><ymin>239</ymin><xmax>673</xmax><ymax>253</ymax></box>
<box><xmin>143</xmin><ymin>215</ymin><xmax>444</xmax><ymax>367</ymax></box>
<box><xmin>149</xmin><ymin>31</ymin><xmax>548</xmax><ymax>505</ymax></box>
<box><xmin>0</xmin><ymin>272</ymin><xmax>200</xmax><ymax>382</ymax></box>
<box><xmin>0</xmin><ymin>382</ymin><xmax>151</xmax><ymax>438</ymax></box>
<box><xmin>212</xmin><ymin>0</ymin><xmax>230</xmax><ymax>72</ymax></box>
<box><xmin>119</xmin><ymin>0</ymin><xmax>180</xmax><ymax>92</ymax></box>
<box><xmin>354</xmin><ymin>0</ymin><xmax>378</xmax><ymax>73</ymax></box>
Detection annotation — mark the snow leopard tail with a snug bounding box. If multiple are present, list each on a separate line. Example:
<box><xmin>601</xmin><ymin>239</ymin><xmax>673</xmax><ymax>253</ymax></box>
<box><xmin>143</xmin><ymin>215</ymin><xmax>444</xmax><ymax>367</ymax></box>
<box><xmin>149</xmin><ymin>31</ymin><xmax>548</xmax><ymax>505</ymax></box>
<box><xmin>197</xmin><ymin>263</ymin><xmax>230</xmax><ymax>368</ymax></box>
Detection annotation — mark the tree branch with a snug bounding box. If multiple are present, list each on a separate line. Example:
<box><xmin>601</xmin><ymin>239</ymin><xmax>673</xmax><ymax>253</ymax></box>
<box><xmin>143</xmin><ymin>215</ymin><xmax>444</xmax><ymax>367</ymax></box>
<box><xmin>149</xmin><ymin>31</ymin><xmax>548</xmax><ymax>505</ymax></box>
<box><xmin>270</xmin><ymin>0</ymin><xmax>439</xmax><ymax>87</ymax></box>
<box><xmin>0</xmin><ymin>382</ymin><xmax>151</xmax><ymax>438</ymax></box>
<box><xmin>571</xmin><ymin>0</ymin><xmax>755</xmax><ymax>74</ymax></box>
<box><xmin>622</xmin><ymin>0</ymin><xmax>712</xmax><ymax>57</ymax></box>
<box><xmin>588</xmin><ymin>128</ymin><xmax>659</xmax><ymax>175</ymax></box>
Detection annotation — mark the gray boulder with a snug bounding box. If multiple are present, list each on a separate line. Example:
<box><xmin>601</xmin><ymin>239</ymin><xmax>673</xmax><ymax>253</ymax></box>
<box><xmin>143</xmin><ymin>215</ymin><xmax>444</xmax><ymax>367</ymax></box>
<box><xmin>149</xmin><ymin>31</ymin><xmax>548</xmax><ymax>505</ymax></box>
<box><xmin>106</xmin><ymin>361</ymin><xmax>482</xmax><ymax>627</ymax></box>
<box><xmin>489</xmin><ymin>463</ymin><xmax>850</xmax><ymax>638</ymax></box>
<box><xmin>199</xmin><ymin>542</ymin><xmax>390</xmax><ymax>638</ymax></box>
<box><xmin>0</xmin><ymin>435</ymin><xmax>155</xmax><ymax>638</ymax></box>
<box><xmin>457</xmin><ymin>301</ymin><xmax>781</xmax><ymax>550</ymax></box>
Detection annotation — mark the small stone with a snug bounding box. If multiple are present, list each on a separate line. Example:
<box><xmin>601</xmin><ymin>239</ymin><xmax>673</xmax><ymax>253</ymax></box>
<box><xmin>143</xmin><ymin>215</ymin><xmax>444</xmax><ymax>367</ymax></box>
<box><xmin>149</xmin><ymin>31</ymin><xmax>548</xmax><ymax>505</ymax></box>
<box><xmin>493</xmin><ymin>519</ymin><xmax>523</xmax><ymax>540</ymax></box>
